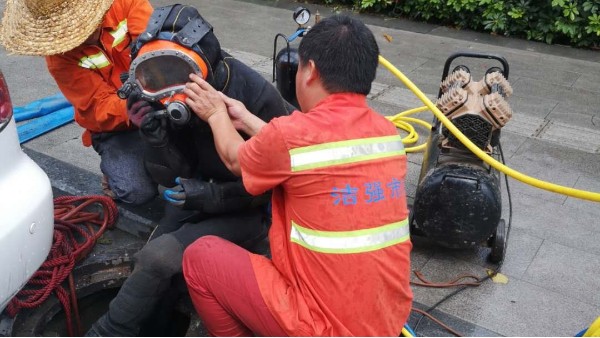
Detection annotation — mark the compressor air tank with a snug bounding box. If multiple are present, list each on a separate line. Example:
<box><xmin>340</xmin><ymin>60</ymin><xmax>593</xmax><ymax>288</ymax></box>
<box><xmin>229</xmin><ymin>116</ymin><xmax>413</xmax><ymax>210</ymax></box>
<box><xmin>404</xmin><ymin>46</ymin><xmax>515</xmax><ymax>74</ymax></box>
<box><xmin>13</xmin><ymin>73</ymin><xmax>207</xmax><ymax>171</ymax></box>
<box><xmin>275</xmin><ymin>47</ymin><xmax>300</xmax><ymax>108</ymax></box>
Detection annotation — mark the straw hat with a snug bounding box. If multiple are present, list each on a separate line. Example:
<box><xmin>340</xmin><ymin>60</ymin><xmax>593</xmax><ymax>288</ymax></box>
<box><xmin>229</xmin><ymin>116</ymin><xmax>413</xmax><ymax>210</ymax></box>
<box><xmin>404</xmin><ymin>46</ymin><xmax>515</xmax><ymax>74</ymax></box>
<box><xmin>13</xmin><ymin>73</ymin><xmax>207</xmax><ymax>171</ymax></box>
<box><xmin>0</xmin><ymin>0</ymin><xmax>114</xmax><ymax>56</ymax></box>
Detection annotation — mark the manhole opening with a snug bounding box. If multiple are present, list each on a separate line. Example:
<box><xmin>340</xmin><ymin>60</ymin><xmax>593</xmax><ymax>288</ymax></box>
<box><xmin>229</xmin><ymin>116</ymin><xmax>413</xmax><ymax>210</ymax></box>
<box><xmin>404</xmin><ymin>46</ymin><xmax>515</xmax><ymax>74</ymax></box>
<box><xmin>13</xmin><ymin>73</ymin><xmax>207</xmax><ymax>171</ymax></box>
<box><xmin>39</xmin><ymin>288</ymin><xmax>192</xmax><ymax>336</ymax></box>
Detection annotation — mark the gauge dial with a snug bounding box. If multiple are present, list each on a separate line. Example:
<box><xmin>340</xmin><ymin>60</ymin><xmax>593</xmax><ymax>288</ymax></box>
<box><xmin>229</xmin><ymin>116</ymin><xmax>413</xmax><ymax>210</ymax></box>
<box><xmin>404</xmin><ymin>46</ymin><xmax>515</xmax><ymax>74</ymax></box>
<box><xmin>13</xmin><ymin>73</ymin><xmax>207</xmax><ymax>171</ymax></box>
<box><xmin>293</xmin><ymin>7</ymin><xmax>311</xmax><ymax>25</ymax></box>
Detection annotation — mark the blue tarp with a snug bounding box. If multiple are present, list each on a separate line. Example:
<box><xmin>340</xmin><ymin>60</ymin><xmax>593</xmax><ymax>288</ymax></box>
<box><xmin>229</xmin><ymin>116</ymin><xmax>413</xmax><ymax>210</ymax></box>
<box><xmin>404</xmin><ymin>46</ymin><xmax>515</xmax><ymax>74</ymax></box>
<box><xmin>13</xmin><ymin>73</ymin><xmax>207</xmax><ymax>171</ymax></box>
<box><xmin>14</xmin><ymin>93</ymin><xmax>72</xmax><ymax>122</ymax></box>
<box><xmin>15</xmin><ymin>94</ymin><xmax>74</xmax><ymax>144</ymax></box>
<box><xmin>17</xmin><ymin>106</ymin><xmax>75</xmax><ymax>144</ymax></box>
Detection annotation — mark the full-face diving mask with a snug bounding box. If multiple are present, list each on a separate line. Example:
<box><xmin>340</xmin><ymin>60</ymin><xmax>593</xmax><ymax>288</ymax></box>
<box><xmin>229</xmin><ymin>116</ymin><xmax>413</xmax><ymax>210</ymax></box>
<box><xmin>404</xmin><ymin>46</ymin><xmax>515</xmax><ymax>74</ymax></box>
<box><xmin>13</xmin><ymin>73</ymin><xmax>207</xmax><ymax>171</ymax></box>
<box><xmin>118</xmin><ymin>39</ymin><xmax>209</xmax><ymax>125</ymax></box>
<box><xmin>118</xmin><ymin>4</ymin><xmax>222</xmax><ymax>126</ymax></box>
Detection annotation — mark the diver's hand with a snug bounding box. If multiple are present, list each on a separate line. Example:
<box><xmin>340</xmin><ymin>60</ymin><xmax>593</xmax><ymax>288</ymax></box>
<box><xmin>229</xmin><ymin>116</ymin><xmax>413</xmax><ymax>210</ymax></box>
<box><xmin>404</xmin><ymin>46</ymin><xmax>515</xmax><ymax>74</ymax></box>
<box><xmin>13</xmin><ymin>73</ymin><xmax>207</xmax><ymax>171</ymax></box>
<box><xmin>162</xmin><ymin>178</ymin><xmax>186</xmax><ymax>207</ymax></box>
<box><xmin>184</xmin><ymin>74</ymin><xmax>228</xmax><ymax>123</ymax></box>
<box><xmin>140</xmin><ymin>110</ymin><xmax>169</xmax><ymax>147</ymax></box>
<box><xmin>126</xmin><ymin>92</ymin><xmax>152</xmax><ymax>128</ymax></box>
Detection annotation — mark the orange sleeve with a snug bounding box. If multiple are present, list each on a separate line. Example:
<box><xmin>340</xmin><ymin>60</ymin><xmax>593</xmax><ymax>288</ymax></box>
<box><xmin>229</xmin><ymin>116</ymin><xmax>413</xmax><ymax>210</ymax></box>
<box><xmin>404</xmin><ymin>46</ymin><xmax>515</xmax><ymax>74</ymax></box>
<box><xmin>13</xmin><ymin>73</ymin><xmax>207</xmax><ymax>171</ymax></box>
<box><xmin>124</xmin><ymin>0</ymin><xmax>153</xmax><ymax>37</ymax></box>
<box><xmin>238</xmin><ymin>120</ymin><xmax>291</xmax><ymax>196</ymax></box>
<box><xmin>43</xmin><ymin>0</ymin><xmax>153</xmax><ymax>134</ymax></box>
<box><xmin>45</xmin><ymin>54</ymin><xmax>128</xmax><ymax>134</ymax></box>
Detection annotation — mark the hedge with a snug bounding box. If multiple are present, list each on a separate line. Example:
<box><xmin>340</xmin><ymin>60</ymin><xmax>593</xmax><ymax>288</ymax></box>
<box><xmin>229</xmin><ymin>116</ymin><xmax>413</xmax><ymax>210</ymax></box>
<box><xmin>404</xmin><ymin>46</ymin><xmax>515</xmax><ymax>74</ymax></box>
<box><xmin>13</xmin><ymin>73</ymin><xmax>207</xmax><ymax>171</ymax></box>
<box><xmin>318</xmin><ymin>0</ymin><xmax>600</xmax><ymax>48</ymax></box>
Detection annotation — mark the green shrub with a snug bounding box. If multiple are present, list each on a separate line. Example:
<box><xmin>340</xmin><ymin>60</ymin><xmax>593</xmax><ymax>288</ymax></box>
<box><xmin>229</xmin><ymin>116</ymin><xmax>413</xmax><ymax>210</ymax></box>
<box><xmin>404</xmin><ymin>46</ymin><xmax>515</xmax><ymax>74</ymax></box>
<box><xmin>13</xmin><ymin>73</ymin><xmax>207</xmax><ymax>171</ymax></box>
<box><xmin>318</xmin><ymin>0</ymin><xmax>600</xmax><ymax>48</ymax></box>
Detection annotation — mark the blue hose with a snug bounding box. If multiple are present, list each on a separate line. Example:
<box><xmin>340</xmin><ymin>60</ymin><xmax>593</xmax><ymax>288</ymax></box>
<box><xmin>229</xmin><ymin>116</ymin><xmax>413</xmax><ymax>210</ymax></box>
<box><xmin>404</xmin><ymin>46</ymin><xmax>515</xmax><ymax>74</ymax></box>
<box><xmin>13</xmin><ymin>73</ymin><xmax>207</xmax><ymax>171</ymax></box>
<box><xmin>404</xmin><ymin>323</ymin><xmax>417</xmax><ymax>336</ymax></box>
<box><xmin>287</xmin><ymin>29</ymin><xmax>306</xmax><ymax>43</ymax></box>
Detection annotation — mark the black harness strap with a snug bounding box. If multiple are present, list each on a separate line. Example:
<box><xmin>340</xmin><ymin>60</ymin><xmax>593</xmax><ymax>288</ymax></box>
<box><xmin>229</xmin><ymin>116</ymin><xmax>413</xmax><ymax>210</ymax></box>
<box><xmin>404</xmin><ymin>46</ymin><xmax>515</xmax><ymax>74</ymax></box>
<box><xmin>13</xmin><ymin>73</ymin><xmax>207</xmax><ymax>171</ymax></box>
<box><xmin>174</xmin><ymin>16</ymin><xmax>213</xmax><ymax>49</ymax></box>
<box><xmin>131</xmin><ymin>6</ymin><xmax>172</xmax><ymax>56</ymax></box>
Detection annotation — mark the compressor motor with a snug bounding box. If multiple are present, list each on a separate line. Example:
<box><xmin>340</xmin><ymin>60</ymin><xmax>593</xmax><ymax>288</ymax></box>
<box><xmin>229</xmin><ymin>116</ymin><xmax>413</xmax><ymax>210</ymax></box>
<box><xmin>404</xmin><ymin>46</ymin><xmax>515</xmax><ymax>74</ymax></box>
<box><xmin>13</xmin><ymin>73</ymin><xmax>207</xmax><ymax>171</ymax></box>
<box><xmin>411</xmin><ymin>54</ymin><xmax>513</xmax><ymax>263</ymax></box>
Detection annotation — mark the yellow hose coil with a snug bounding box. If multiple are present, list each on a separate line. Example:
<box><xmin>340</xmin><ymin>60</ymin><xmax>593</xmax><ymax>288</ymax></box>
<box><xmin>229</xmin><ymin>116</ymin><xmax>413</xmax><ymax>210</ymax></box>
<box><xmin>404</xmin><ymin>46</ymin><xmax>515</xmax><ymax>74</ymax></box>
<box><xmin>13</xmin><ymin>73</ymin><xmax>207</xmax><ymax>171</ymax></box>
<box><xmin>379</xmin><ymin>55</ymin><xmax>600</xmax><ymax>202</ymax></box>
<box><xmin>583</xmin><ymin>316</ymin><xmax>600</xmax><ymax>337</ymax></box>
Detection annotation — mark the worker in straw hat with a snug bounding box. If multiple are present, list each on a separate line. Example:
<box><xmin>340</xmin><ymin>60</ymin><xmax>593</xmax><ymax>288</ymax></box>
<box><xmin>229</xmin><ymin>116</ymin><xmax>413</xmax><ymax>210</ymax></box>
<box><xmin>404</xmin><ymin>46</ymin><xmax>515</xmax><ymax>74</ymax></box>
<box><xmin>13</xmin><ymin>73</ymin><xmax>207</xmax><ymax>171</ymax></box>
<box><xmin>0</xmin><ymin>0</ymin><xmax>157</xmax><ymax>205</ymax></box>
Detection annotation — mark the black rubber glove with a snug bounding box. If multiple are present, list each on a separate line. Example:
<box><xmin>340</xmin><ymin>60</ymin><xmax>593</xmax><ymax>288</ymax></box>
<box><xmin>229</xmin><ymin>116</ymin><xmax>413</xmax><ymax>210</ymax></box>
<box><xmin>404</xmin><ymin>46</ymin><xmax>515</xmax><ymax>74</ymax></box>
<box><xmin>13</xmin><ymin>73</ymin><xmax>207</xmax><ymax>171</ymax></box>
<box><xmin>126</xmin><ymin>91</ymin><xmax>153</xmax><ymax>128</ymax></box>
<box><xmin>140</xmin><ymin>111</ymin><xmax>193</xmax><ymax>187</ymax></box>
<box><xmin>140</xmin><ymin>110</ymin><xmax>169</xmax><ymax>147</ymax></box>
<box><xmin>162</xmin><ymin>177</ymin><xmax>266</xmax><ymax>213</ymax></box>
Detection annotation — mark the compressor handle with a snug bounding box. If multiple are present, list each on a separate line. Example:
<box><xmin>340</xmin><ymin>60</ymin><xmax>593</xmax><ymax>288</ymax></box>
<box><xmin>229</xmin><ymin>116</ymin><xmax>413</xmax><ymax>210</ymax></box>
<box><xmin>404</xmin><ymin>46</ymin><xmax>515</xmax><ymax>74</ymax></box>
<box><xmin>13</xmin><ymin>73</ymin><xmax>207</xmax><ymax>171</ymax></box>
<box><xmin>272</xmin><ymin>33</ymin><xmax>291</xmax><ymax>83</ymax></box>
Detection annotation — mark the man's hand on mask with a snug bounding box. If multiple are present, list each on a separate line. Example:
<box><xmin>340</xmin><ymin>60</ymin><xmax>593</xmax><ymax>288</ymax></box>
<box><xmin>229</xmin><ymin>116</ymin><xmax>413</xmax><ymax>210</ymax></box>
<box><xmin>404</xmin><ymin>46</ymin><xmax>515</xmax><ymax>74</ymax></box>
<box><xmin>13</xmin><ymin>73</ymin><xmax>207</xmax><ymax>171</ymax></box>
<box><xmin>184</xmin><ymin>73</ymin><xmax>228</xmax><ymax>123</ymax></box>
<box><xmin>126</xmin><ymin>92</ymin><xmax>153</xmax><ymax>128</ymax></box>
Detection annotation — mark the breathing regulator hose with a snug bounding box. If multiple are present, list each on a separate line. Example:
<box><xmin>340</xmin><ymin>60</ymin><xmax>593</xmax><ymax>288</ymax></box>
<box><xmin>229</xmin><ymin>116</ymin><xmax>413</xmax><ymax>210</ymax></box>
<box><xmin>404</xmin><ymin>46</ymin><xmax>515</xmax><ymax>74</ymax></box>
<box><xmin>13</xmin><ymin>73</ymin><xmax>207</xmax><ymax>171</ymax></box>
<box><xmin>378</xmin><ymin>55</ymin><xmax>600</xmax><ymax>203</ymax></box>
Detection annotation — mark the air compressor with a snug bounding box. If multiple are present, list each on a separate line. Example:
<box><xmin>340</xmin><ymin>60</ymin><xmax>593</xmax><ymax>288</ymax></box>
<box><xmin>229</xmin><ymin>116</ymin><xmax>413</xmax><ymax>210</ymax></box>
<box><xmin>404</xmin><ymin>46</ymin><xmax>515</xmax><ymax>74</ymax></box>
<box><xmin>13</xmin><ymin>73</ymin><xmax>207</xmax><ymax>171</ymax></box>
<box><xmin>273</xmin><ymin>7</ymin><xmax>318</xmax><ymax>109</ymax></box>
<box><xmin>273</xmin><ymin>10</ymin><xmax>512</xmax><ymax>263</ymax></box>
<box><xmin>411</xmin><ymin>53</ymin><xmax>513</xmax><ymax>263</ymax></box>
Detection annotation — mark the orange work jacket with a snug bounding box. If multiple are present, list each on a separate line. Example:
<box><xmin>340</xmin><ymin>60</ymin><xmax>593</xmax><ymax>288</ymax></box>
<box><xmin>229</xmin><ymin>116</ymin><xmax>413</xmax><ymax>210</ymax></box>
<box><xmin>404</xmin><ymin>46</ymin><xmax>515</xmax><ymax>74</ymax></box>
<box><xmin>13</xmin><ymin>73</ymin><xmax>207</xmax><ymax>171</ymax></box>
<box><xmin>239</xmin><ymin>93</ymin><xmax>413</xmax><ymax>336</ymax></box>
<box><xmin>45</xmin><ymin>0</ymin><xmax>153</xmax><ymax>146</ymax></box>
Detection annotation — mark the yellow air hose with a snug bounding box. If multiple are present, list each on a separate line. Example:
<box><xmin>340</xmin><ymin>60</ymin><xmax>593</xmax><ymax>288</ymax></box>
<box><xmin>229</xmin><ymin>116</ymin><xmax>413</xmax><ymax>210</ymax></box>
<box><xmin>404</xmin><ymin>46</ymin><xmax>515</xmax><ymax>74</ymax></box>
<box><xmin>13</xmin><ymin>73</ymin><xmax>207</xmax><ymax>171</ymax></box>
<box><xmin>583</xmin><ymin>316</ymin><xmax>600</xmax><ymax>337</ymax></box>
<box><xmin>379</xmin><ymin>55</ymin><xmax>600</xmax><ymax>202</ymax></box>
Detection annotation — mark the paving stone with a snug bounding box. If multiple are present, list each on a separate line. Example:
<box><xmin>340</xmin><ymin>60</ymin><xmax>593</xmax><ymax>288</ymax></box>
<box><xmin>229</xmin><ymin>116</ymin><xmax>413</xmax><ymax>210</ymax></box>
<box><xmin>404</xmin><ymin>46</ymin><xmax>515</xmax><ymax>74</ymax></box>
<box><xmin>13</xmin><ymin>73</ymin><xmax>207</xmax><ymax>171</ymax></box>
<box><xmin>252</xmin><ymin>59</ymin><xmax>276</xmax><ymax>78</ymax></box>
<box><xmin>514</xmin><ymin>136</ymin><xmax>600</xmax><ymax>177</ymax></box>
<box><xmin>367</xmin><ymin>99</ymin><xmax>408</xmax><ymax>117</ymax></box>
<box><xmin>508</xmin><ymin>58</ymin><xmax>581</xmax><ymax>87</ymax></box>
<box><xmin>409</xmin><ymin>242</ymin><xmax>433</xmax><ymax>272</ymax></box>
<box><xmin>503</xmin><ymin>113</ymin><xmax>546</xmax><ymax>139</ymax></box>
<box><xmin>375</xmin><ymin>65</ymin><xmax>429</xmax><ymax>90</ymax></box>
<box><xmin>513</xmin><ymin>77</ymin><xmax>599</xmax><ymax>107</ymax></box>
<box><xmin>508</xmin><ymin>94</ymin><xmax>558</xmax><ymax>120</ymax></box>
<box><xmin>46</xmin><ymin>138</ymin><xmax>102</xmax><ymax>176</ymax></box>
<box><xmin>367</xmin><ymin>81</ymin><xmax>390</xmax><ymax>100</ymax></box>
<box><xmin>523</xmin><ymin>240</ymin><xmax>600</xmax><ymax>307</ymax></box>
<box><xmin>1</xmin><ymin>55</ymin><xmax>58</xmax><ymax>106</ymax></box>
<box><xmin>375</xmin><ymin>86</ymin><xmax>436</xmax><ymax>110</ymax></box>
<box><xmin>537</xmin><ymin>120</ymin><xmax>600</xmax><ymax>153</ymax></box>
<box><xmin>564</xmin><ymin>174</ymin><xmax>600</xmax><ymax>211</ymax></box>
<box><xmin>20</xmin><ymin>122</ymin><xmax>82</xmax><ymax>152</ymax></box>
<box><xmin>496</xmin><ymin>228</ymin><xmax>543</xmax><ymax>279</ymax></box>
<box><xmin>404</xmin><ymin>158</ymin><xmax>422</xmax><ymax>199</ymax></box>
<box><xmin>509</xmin><ymin>137</ymin><xmax>586</xmax><ymax>201</ymax></box>
<box><xmin>509</xmin><ymin>192</ymin><xmax>600</xmax><ymax>256</ymax></box>
<box><xmin>407</xmin><ymin>303</ymin><xmax>501</xmax><ymax>337</ymax></box>
<box><xmin>404</xmin><ymin>69</ymin><xmax>446</xmax><ymax>97</ymax></box>
<box><xmin>20</xmin><ymin>123</ymin><xmax>101</xmax><ymax>175</ymax></box>
<box><xmin>496</xmin><ymin>130</ymin><xmax>528</xmax><ymax>159</ymax></box>
<box><xmin>548</xmin><ymin>102</ymin><xmax>600</xmax><ymax>132</ymax></box>
<box><xmin>225</xmin><ymin>49</ymin><xmax>270</xmax><ymax>67</ymax></box>
<box><xmin>436</xmin><ymin>276</ymin><xmax>599</xmax><ymax>337</ymax></box>
<box><xmin>573</xmin><ymin>71</ymin><xmax>600</xmax><ymax>94</ymax></box>
<box><xmin>410</xmin><ymin>253</ymin><xmax>488</xmax><ymax>308</ymax></box>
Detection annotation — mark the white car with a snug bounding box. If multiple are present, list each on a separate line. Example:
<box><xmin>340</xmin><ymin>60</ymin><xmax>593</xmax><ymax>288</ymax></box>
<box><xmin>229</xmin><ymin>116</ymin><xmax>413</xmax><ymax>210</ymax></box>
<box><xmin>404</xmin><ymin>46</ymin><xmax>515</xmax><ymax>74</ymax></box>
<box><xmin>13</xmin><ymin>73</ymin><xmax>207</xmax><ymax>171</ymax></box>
<box><xmin>0</xmin><ymin>70</ymin><xmax>54</xmax><ymax>311</ymax></box>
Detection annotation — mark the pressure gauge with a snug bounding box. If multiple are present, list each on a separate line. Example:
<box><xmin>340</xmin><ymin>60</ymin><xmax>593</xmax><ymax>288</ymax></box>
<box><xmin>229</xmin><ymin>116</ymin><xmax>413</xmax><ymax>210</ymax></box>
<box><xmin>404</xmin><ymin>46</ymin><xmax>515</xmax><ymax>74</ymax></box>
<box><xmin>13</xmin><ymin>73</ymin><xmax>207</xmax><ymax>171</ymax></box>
<box><xmin>293</xmin><ymin>7</ymin><xmax>311</xmax><ymax>26</ymax></box>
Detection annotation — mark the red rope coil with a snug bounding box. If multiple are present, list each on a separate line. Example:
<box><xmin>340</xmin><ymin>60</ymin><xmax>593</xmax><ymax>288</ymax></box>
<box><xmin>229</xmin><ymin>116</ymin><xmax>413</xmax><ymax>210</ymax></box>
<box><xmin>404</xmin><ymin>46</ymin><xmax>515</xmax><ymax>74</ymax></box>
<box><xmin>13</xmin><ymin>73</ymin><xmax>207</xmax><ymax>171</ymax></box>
<box><xmin>6</xmin><ymin>195</ymin><xmax>119</xmax><ymax>336</ymax></box>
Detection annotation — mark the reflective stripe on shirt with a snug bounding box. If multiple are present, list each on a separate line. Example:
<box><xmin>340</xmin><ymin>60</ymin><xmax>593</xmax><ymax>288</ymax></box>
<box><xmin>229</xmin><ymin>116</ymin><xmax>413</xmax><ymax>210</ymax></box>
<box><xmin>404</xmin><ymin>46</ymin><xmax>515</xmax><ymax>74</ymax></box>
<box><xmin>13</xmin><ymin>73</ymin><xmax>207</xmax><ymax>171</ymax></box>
<box><xmin>110</xmin><ymin>19</ymin><xmax>128</xmax><ymax>47</ymax></box>
<box><xmin>78</xmin><ymin>52</ymin><xmax>110</xmax><ymax>69</ymax></box>
<box><xmin>289</xmin><ymin>135</ymin><xmax>405</xmax><ymax>172</ymax></box>
<box><xmin>290</xmin><ymin>218</ymin><xmax>409</xmax><ymax>254</ymax></box>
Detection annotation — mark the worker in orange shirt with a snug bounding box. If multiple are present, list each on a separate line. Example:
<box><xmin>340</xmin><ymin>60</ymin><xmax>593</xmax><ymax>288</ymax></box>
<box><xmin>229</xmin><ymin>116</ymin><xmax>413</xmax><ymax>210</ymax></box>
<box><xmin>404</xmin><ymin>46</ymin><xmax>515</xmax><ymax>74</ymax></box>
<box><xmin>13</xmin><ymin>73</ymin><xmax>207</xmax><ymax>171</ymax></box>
<box><xmin>0</xmin><ymin>0</ymin><xmax>156</xmax><ymax>205</ymax></box>
<box><xmin>182</xmin><ymin>15</ymin><xmax>413</xmax><ymax>336</ymax></box>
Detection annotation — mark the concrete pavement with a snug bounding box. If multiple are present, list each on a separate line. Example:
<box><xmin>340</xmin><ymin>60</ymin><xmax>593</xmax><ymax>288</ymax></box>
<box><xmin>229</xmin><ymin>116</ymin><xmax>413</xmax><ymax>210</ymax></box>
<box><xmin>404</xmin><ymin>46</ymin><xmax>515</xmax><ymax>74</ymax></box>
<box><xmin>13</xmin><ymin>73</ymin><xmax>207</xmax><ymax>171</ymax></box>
<box><xmin>1</xmin><ymin>0</ymin><xmax>599</xmax><ymax>336</ymax></box>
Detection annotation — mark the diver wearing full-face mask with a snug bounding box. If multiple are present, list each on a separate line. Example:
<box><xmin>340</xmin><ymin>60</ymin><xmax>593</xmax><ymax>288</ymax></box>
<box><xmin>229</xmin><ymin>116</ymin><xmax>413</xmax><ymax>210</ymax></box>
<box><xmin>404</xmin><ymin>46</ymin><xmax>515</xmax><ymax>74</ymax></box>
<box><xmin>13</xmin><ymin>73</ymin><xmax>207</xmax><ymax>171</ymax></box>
<box><xmin>87</xmin><ymin>4</ymin><xmax>294</xmax><ymax>337</ymax></box>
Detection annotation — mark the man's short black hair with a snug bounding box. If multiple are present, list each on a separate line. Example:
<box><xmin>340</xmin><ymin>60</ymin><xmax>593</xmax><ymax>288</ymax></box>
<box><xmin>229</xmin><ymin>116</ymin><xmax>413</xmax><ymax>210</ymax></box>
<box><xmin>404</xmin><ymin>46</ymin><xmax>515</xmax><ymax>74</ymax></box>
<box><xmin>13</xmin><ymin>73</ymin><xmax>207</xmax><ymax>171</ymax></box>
<box><xmin>298</xmin><ymin>14</ymin><xmax>379</xmax><ymax>95</ymax></box>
